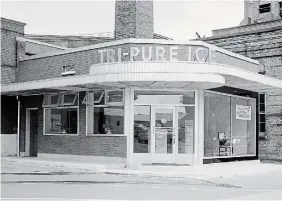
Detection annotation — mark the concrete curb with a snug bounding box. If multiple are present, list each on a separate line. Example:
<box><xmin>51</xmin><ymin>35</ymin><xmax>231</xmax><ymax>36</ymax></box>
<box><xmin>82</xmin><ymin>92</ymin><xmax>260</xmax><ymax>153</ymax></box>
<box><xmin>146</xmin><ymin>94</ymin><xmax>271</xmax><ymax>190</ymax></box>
<box><xmin>1</xmin><ymin>157</ymin><xmax>213</xmax><ymax>179</ymax></box>
<box><xmin>2</xmin><ymin>157</ymin><xmax>282</xmax><ymax>180</ymax></box>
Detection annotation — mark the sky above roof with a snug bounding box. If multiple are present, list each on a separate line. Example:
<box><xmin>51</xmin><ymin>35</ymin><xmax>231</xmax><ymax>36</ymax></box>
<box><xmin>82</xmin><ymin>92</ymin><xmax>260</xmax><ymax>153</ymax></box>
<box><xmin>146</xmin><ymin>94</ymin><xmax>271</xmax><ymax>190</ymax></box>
<box><xmin>1</xmin><ymin>0</ymin><xmax>244</xmax><ymax>40</ymax></box>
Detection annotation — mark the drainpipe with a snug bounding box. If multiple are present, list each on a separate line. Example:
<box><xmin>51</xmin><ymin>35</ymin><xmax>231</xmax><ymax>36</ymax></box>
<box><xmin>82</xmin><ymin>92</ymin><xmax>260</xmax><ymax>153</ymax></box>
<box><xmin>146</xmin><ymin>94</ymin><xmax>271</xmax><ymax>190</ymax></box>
<box><xmin>16</xmin><ymin>95</ymin><xmax>20</xmax><ymax>157</ymax></box>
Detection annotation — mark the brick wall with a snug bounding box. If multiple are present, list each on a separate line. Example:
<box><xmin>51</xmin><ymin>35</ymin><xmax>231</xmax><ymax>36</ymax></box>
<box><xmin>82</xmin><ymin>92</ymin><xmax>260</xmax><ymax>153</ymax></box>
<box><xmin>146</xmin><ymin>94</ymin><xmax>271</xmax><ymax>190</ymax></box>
<box><xmin>1</xmin><ymin>18</ymin><xmax>25</xmax><ymax>84</ymax></box>
<box><xmin>115</xmin><ymin>0</ymin><xmax>154</xmax><ymax>39</ymax></box>
<box><xmin>203</xmin><ymin>24</ymin><xmax>282</xmax><ymax>161</ymax></box>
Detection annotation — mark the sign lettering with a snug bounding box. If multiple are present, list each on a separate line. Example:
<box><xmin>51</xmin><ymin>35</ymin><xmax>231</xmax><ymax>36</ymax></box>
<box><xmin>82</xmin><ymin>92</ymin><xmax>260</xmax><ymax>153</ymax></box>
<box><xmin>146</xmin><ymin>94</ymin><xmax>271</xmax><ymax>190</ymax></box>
<box><xmin>236</xmin><ymin>105</ymin><xmax>252</xmax><ymax>120</ymax></box>
<box><xmin>98</xmin><ymin>45</ymin><xmax>217</xmax><ymax>64</ymax></box>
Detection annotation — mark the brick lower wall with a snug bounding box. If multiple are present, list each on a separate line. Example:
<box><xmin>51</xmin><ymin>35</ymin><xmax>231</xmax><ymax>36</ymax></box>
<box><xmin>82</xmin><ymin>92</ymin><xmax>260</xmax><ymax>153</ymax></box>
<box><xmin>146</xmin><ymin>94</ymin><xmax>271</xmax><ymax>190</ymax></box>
<box><xmin>259</xmin><ymin>92</ymin><xmax>282</xmax><ymax>161</ymax></box>
<box><xmin>18</xmin><ymin>93</ymin><xmax>127</xmax><ymax>158</ymax></box>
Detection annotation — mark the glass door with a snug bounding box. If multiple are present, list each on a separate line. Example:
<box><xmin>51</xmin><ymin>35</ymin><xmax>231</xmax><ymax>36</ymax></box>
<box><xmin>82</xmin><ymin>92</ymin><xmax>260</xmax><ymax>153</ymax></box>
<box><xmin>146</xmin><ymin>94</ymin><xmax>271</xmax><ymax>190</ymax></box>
<box><xmin>151</xmin><ymin>106</ymin><xmax>176</xmax><ymax>163</ymax></box>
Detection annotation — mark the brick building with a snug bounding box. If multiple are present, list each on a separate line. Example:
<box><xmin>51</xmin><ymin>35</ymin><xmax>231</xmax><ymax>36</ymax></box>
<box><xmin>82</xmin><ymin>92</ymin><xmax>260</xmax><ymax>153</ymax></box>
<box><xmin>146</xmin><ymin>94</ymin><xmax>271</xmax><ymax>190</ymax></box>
<box><xmin>202</xmin><ymin>0</ymin><xmax>282</xmax><ymax>161</ymax></box>
<box><xmin>1</xmin><ymin>0</ymin><xmax>282</xmax><ymax>165</ymax></box>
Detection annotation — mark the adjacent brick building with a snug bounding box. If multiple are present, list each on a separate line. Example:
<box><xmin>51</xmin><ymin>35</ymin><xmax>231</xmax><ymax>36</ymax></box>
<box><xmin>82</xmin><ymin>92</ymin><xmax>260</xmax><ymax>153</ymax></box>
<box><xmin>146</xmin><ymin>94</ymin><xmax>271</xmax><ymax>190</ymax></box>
<box><xmin>202</xmin><ymin>0</ymin><xmax>282</xmax><ymax>161</ymax></box>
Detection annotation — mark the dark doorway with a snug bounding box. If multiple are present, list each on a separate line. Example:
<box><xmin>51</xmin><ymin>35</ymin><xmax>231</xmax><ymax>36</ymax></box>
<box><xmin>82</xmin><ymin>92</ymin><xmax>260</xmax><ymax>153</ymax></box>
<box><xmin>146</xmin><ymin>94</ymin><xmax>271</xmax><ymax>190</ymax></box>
<box><xmin>29</xmin><ymin>110</ymin><xmax>38</xmax><ymax>157</ymax></box>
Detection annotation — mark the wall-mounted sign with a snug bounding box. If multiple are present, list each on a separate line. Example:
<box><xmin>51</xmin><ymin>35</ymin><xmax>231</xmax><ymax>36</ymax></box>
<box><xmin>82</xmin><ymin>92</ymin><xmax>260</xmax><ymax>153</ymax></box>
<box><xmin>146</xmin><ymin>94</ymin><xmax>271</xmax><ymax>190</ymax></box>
<box><xmin>97</xmin><ymin>45</ymin><xmax>217</xmax><ymax>64</ymax></box>
<box><xmin>236</xmin><ymin>105</ymin><xmax>252</xmax><ymax>120</ymax></box>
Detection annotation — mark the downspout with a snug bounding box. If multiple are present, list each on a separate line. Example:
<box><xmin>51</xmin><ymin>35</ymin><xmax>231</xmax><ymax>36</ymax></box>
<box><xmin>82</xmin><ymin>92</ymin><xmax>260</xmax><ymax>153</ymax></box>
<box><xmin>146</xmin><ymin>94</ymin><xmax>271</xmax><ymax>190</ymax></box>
<box><xmin>16</xmin><ymin>95</ymin><xmax>20</xmax><ymax>157</ymax></box>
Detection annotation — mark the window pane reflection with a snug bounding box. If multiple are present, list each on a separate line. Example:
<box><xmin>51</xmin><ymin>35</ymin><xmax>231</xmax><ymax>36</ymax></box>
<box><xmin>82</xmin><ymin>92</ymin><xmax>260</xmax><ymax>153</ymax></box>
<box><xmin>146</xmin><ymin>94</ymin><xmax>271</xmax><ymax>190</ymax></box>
<box><xmin>134</xmin><ymin>106</ymin><xmax>151</xmax><ymax>153</ymax></box>
<box><xmin>178</xmin><ymin>106</ymin><xmax>195</xmax><ymax>154</ymax></box>
<box><xmin>154</xmin><ymin>108</ymin><xmax>173</xmax><ymax>154</ymax></box>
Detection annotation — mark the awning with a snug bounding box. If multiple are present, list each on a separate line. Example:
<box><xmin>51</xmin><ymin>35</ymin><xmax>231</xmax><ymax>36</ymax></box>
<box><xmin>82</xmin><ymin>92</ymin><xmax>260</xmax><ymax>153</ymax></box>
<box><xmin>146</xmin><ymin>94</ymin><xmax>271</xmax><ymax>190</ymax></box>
<box><xmin>2</xmin><ymin>61</ymin><xmax>282</xmax><ymax>95</ymax></box>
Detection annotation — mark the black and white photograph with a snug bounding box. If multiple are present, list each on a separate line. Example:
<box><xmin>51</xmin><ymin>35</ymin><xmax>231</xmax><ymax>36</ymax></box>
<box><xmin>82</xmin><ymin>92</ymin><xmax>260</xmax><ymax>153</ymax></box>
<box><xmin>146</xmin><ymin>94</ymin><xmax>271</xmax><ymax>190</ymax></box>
<box><xmin>1</xmin><ymin>0</ymin><xmax>282</xmax><ymax>200</ymax></box>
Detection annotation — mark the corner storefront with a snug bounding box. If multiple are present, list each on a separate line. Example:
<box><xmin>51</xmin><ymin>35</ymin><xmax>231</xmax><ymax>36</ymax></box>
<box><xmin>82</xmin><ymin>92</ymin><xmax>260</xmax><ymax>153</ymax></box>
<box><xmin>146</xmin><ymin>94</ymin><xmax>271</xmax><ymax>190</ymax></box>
<box><xmin>2</xmin><ymin>39</ymin><xmax>282</xmax><ymax>166</ymax></box>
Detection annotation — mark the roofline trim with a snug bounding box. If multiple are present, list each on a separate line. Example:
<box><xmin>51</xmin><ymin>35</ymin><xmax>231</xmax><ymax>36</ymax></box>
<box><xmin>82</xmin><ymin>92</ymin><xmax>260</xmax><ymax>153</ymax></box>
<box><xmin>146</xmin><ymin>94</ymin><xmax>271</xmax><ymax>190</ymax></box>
<box><xmin>19</xmin><ymin>38</ymin><xmax>259</xmax><ymax>65</ymax></box>
<box><xmin>16</xmin><ymin>37</ymin><xmax>69</xmax><ymax>50</ymax></box>
<box><xmin>2</xmin><ymin>62</ymin><xmax>282</xmax><ymax>93</ymax></box>
<box><xmin>1</xmin><ymin>17</ymin><xmax>26</xmax><ymax>26</ymax></box>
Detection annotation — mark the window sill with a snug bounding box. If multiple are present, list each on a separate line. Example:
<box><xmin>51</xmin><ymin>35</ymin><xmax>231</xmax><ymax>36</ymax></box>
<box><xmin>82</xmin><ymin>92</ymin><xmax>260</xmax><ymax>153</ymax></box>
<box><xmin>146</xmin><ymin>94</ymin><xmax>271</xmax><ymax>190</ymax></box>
<box><xmin>61</xmin><ymin>71</ymin><xmax>75</xmax><ymax>76</ymax></box>
<box><xmin>43</xmin><ymin>133</ymin><xmax>79</xmax><ymax>136</ymax></box>
<box><xmin>86</xmin><ymin>134</ymin><xmax>125</xmax><ymax>137</ymax></box>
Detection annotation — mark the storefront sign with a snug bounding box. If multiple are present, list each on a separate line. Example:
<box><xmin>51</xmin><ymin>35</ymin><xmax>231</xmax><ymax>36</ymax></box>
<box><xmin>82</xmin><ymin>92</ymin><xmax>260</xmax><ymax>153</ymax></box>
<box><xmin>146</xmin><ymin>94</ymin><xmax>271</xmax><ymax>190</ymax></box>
<box><xmin>236</xmin><ymin>105</ymin><xmax>252</xmax><ymax>120</ymax></box>
<box><xmin>98</xmin><ymin>45</ymin><xmax>217</xmax><ymax>64</ymax></box>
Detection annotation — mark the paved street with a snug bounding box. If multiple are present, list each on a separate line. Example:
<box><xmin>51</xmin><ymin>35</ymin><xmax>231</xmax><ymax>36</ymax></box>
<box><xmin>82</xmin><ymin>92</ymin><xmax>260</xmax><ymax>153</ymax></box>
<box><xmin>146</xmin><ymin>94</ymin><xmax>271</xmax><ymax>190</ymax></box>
<box><xmin>1</xmin><ymin>159</ymin><xmax>282</xmax><ymax>200</ymax></box>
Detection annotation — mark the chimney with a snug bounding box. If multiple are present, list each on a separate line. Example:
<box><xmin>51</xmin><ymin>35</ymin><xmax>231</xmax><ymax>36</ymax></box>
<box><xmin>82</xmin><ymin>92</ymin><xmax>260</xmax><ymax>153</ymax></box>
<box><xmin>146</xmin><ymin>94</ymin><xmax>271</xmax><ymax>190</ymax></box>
<box><xmin>114</xmin><ymin>0</ymin><xmax>154</xmax><ymax>40</ymax></box>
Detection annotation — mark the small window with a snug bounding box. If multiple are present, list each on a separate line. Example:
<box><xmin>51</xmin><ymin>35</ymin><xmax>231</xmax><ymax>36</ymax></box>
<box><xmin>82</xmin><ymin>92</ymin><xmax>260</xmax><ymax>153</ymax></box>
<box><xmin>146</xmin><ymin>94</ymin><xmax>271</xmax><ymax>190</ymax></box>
<box><xmin>259</xmin><ymin>114</ymin><xmax>266</xmax><ymax>123</ymax></box>
<box><xmin>62</xmin><ymin>93</ymin><xmax>78</xmax><ymax>106</ymax></box>
<box><xmin>43</xmin><ymin>93</ymin><xmax>78</xmax><ymax>107</ymax></box>
<box><xmin>105</xmin><ymin>90</ymin><xmax>124</xmax><ymax>105</ymax></box>
<box><xmin>82</xmin><ymin>91</ymin><xmax>105</xmax><ymax>106</ymax></box>
<box><xmin>259</xmin><ymin>93</ymin><xmax>266</xmax><ymax>134</ymax></box>
<box><xmin>62</xmin><ymin>65</ymin><xmax>75</xmax><ymax>76</ymax></box>
<box><xmin>42</xmin><ymin>94</ymin><xmax>61</xmax><ymax>107</ymax></box>
<box><xmin>260</xmin><ymin>123</ymin><xmax>266</xmax><ymax>133</ymax></box>
<box><xmin>259</xmin><ymin>94</ymin><xmax>266</xmax><ymax>113</ymax></box>
<box><xmin>259</xmin><ymin>3</ymin><xmax>271</xmax><ymax>14</ymax></box>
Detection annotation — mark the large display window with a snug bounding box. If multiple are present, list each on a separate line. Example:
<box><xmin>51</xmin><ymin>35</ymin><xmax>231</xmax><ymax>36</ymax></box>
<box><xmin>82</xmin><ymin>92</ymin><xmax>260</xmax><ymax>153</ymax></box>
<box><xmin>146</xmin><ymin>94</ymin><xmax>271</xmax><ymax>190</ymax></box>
<box><xmin>204</xmin><ymin>91</ymin><xmax>256</xmax><ymax>158</ymax></box>
<box><xmin>83</xmin><ymin>90</ymin><xmax>125</xmax><ymax>135</ymax></box>
<box><xmin>43</xmin><ymin>93</ymin><xmax>79</xmax><ymax>135</ymax></box>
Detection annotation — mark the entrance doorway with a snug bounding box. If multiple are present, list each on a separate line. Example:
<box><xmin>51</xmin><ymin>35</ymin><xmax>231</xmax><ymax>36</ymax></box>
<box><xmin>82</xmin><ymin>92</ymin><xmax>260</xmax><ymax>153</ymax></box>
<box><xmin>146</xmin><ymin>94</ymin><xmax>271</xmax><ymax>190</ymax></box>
<box><xmin>151</xmin><ymin>106</ymin><xmax>195</xmax><ymax>164</ymax></box>
<box><xmin>25</xmin><ymin>108</ymin><xmax>38</xmax><ymax>157</ymax></box>
<box><xmin>151</xmin><ymin>106</ymin><xmax>176</xmax><ymax>163</ymax></box>
<box><xmin>132</xmin><ymin>90</ymin><xmax>196</xmax><ymax>165</ymax></box>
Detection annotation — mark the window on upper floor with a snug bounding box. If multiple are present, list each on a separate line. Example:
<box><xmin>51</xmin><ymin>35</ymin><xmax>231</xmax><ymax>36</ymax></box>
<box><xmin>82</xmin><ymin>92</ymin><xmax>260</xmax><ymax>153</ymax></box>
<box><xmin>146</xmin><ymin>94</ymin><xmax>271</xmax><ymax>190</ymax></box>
<box><xmin>259</xmin><ymin>3</ymin><xmax>271</xmax><ymax>14</ymax></box>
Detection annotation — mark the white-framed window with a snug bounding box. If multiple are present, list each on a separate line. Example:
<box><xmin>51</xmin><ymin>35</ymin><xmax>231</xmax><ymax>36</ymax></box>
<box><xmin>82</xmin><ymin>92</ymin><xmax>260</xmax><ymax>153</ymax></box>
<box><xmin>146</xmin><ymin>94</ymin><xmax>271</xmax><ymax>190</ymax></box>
<box><xmin>105</xmin><ymin>90</ymin><xmax>124</xmax><ymax>106</ymax></box>
<box><xmin>62</xmin><ymin>64</ymin><xmax>75</xmax><ymax>76</ymax></box>
<box><xmin>83</xmin><ymin>90</ymin><xmax>125</xmax><ymax>136</ymax></box>
<box><xmin>82</xmin><ymin>91</ymin><xmax>105</xmax><ymax>106</ymax></box>
<box><xmin>42</xmin><ymin>94</ymin><xmax>61</xmax><ymax>107</ymax></box>
<box><xmin>43</xmin><ymin>93</ymin><xmax>79</xmax><ymax>135</ymax></box>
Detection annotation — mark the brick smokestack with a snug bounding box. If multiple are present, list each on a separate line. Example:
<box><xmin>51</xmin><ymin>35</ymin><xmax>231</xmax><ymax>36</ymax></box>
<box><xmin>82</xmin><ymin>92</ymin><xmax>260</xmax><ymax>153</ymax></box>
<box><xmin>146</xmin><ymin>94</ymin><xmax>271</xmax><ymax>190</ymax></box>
<box><xmin>114</xmin><ymin>0</ymin><xmax>154</xmax><ymax>40</ymax></box>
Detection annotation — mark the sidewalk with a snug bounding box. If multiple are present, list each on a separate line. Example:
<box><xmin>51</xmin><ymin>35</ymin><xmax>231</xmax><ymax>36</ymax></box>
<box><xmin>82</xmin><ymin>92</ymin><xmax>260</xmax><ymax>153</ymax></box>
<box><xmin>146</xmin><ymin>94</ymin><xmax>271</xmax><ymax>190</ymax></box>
<box><xmin>2</xmin><ymin>156</ymin><xmax>282</xmax><ymax>180</ymax></box>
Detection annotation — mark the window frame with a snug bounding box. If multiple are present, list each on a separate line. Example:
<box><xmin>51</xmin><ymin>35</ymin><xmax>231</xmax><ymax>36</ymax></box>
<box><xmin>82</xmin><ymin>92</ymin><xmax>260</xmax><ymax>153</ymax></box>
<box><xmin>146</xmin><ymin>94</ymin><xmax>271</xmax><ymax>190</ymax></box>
<box><xmin>86</xmin><ymin>105</ymin><xmax>125</xmax><ymax>136</ymax></box>
<box><xmin>43</xmin><ymin>92</ymin><xmax>79</xmax><ymax>136</ymax></box>
<box><xmin>259</xmin><ymin>93</ymin><xmax>266</xmax><ymax>134</ymax></box>
<box><xmin>259</xmin><ymin>3</ymin><xmax>271</xmax><ymax>14</ymax></box>
<box><xmin>84</xmin><ymin>90</ymin><xmax>125</xmax><ymax>136</ymax></box>
<box><xmin>82</xmin><ymin>90</ymin><xmax>105</xmax><ymax>106</ymax></box>
<box><xmin>42</xmin><ymin>93</ymin><xmax>61</xmax><ymax>107</ymax></box>
<box><xmin>105</xmin><ymin>90</ymin><xmax>124</xmax><ymax>106</ymax></box>
<box><xmin>61</xmin><ymin>93</ymin><xmax>78</xmax><ymax>106</ymax></box>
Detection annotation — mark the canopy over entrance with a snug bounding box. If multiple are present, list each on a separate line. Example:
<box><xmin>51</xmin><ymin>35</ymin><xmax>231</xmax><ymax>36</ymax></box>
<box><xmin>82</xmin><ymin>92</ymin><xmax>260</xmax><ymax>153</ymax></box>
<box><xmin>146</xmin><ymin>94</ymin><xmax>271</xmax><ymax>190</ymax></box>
<box><xmin>2</xmin><ymin>61</ymin><xmax>282</xmax><ymax>95</ymax></box>
<box><xmin>2</xmin><ymin>39</ymin><xmax>282</xmax><ymax>95</ymax></box>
